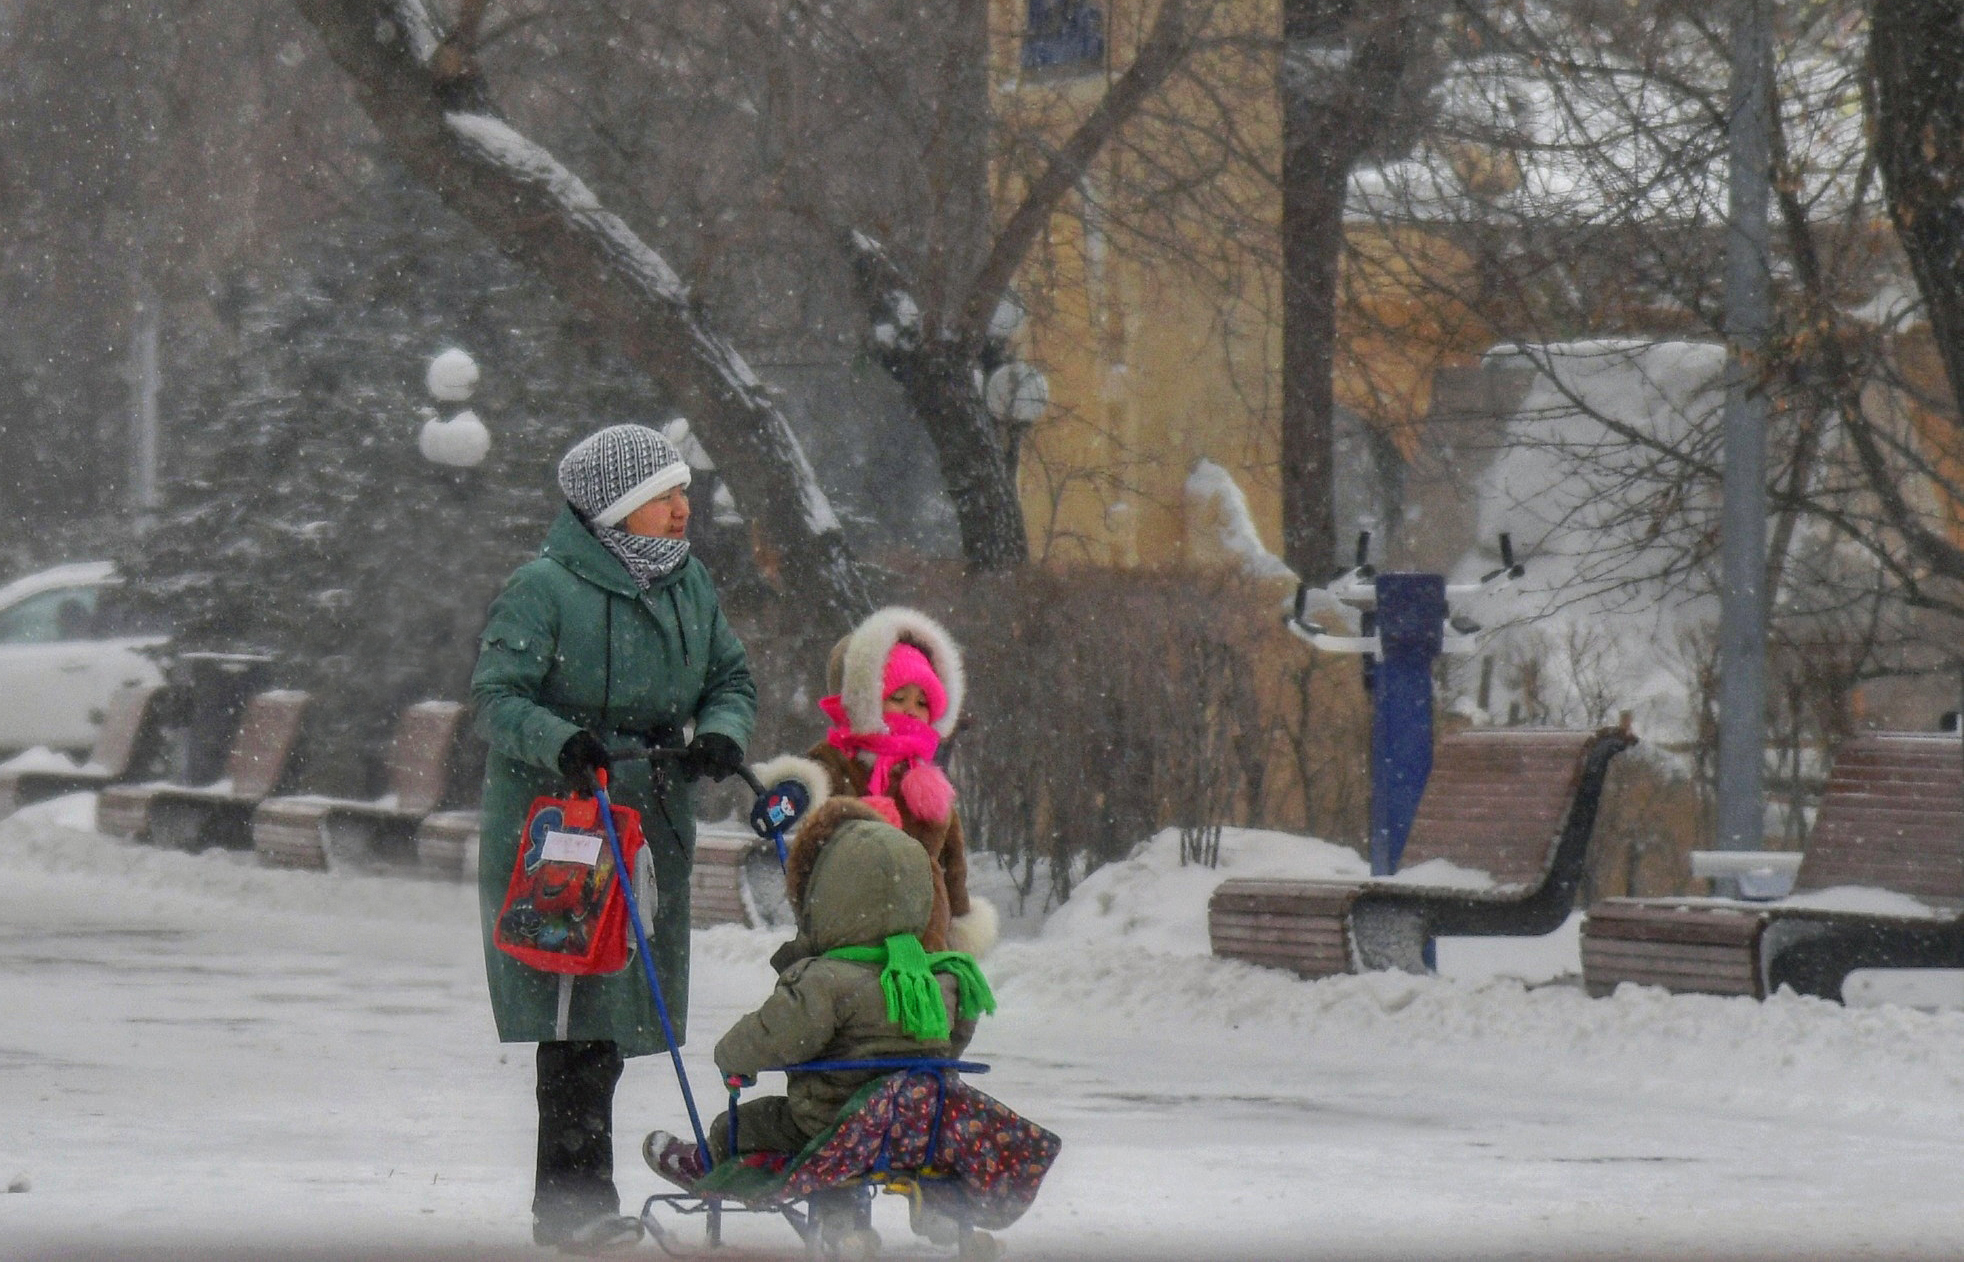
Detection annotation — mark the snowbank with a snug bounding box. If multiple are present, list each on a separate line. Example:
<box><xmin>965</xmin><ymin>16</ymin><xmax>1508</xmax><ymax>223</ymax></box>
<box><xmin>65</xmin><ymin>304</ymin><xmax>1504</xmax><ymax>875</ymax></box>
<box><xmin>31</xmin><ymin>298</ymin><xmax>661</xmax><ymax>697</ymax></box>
<box><xmin>1043</xmin><ymin>826</ymin><xmax>1367</xmax><ymax>956</ymax></box>
<box><xmin>0</xmin><ymin>793</ymin><xmax>477</xmax><ymax>929</ymax></box>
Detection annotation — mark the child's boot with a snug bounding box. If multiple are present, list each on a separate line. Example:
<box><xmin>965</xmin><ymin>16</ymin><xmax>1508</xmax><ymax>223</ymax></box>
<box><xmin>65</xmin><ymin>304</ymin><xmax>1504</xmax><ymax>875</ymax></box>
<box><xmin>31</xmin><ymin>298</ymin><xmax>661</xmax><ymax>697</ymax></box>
<box><xmin>642</xmin><ymin>1130</ymin><xmax>707</xmax><ymax>1190</ymax></box>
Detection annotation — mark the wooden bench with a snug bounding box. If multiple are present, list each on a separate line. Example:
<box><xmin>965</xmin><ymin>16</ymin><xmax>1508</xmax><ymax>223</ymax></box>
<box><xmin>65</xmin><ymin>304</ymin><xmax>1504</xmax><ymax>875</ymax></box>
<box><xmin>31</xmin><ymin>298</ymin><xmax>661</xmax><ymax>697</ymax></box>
<box><xmin>97</xmin><ymin>690</ymin><xmax>310</xmax><ymax>851</ymax></box>
<box><xmin>1210</xmin><ymin>725</ymin><xmax>1637</xmax><ymax>978</ymax></box>
<box><xmin>415</xmin><ymin>809</ymin><xmax>481</xmax><ymax>881</ymax></box>
<box><xmin>1581</xmin><ymin>732</ymin><xmax>1964</xmax><ymax>1001</ymax></box>
<box><xmin>691</xmin><ymin>824</ymin><xmax>787</xmax><ymax>929</ymax></box>
<box><xmin>0</xmin><ymin>683</ymin><xmax>166</xmax><ymax>817</ymax></box>
<box><xmin>252</xmin><ymin>700</ymin><xmax>467</xmax><ymax>871</ymax></box>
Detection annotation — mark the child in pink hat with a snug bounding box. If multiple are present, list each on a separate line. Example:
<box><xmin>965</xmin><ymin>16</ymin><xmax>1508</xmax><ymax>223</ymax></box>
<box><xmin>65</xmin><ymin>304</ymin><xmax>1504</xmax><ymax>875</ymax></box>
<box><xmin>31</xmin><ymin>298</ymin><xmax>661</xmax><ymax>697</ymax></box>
<box><xmin>756</xmin><ymin>607</ymin><xmax>995</xmax><ymax>965</ymax></box>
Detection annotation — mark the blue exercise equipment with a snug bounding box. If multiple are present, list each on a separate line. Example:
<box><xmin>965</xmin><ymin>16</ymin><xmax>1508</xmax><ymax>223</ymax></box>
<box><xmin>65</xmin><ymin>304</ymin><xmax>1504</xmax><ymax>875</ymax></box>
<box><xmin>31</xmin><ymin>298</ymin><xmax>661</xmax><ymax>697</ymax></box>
<box><xmin>1287</xmin><ymin>531</ymin><xmax>1524</xmax><ymax>876</ymax></box>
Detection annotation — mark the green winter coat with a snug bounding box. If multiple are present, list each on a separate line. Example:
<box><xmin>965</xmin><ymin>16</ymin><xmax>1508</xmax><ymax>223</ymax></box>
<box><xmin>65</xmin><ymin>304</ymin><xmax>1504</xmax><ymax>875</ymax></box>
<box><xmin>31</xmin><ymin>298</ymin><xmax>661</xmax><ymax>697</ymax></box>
<box><xmin>714</xmin><ymin>804</ymin><xmax>977</xmax><ymax>1141</ymax></box>
<box><xmin>472</xmin><ymin>505</ymin><xmax>755</xmax><ymax>1056</ymax></box>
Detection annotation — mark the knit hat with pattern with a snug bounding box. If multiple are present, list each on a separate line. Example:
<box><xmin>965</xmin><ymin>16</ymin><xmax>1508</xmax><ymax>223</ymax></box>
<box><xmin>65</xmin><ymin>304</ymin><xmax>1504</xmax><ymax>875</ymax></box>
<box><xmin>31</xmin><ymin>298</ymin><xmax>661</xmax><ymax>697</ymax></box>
<box><xmin>557</xmin><ymin>424</ymin><xmax>693</xmax><ymax>587</ymax></box>
<box><xmin>558</xmin><ymin>424</ymin><xmax>692</xmax><ymax>527</ymax></box>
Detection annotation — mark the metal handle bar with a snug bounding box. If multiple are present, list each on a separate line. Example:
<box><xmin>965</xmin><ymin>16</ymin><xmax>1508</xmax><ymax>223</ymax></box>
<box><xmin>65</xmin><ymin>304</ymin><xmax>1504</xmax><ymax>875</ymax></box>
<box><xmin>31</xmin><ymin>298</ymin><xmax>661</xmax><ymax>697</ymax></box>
<box><xmin>607</xmin><ymin>744</ymin><xmax>767</xmax><ymax>796</ymax></box>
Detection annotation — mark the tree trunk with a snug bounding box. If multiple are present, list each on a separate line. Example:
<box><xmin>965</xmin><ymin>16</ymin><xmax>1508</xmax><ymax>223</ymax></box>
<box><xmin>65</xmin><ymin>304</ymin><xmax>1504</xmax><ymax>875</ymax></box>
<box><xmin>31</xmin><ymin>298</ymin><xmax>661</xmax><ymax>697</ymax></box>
<box><xmin>290</xmin><ymin>0</ymin><xmax>870</xmax><ymax>631</ymax></box>
<box><xmin>1280</xmin><ymin>97</ymin><xmax>1346</xmax><ymax>579</ymax></box>
<box><xmin>1871</xmin><ymin>0</ymin><xmax>1964</xmax><ymax>422</ymax></box>
<box><xmin>846</xmin><ymin>0</ymin><xmax>1199</xmax><ymax>573</ymax></box>
<box><xmin>1278</xmin><ymin>0</ymin><xmax>1429</xmax><ymax>580</ymax></box>
<box><xmin>848</xmin><ymin>230</ymin><xmax>1032</xmax><ymax>570</ymax></box>
<box><xmin>903</xmin><ymin>349</ymin><xmax>1032</xmax><ymax>569</ymax></box>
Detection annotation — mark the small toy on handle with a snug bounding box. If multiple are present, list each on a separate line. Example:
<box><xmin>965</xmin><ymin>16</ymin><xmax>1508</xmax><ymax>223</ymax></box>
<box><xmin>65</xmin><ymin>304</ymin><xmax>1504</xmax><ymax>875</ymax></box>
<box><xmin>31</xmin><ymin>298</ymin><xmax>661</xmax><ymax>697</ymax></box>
<box><xmin>743</xmin><ymin>755</ymin><xmax>834</xmax><ymax>870</ymax></box>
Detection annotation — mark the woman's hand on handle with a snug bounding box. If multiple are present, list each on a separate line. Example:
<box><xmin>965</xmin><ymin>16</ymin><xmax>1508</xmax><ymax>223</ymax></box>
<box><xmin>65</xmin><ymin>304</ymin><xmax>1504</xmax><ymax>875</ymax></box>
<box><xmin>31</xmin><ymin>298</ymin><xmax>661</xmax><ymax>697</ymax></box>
<box><xmin>681</xmin><ymin>731</ymin><xmax>746</xmax><ymax>783</ymax></box>
<box><xmin>556</xmin><ymin>729</ymin><xmax>610</xmax><ymax>793</ymax></box>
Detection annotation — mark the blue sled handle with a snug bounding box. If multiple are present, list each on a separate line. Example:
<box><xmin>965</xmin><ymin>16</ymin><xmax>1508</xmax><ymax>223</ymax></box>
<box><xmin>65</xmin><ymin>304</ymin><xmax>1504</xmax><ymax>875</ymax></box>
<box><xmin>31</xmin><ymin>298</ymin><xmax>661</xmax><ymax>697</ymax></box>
<box><xmin>593</xmin><ymin>777</ymin><xmax>711</xmax><ymax>1164</ymax></box>
<box><xmin>760</xmin><ymin>1059</ymin><xmax>989</xmax><ymax>1075</ymax></box>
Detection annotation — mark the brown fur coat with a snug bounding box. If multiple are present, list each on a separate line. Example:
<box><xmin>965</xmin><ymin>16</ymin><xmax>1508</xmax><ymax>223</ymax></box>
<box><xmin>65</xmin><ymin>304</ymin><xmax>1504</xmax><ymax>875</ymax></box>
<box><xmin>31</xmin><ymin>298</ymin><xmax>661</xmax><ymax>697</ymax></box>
<box><xmin>801</xmin><ymin>741</ymin><xmax>970</xmax><ymax>950</ymax></box>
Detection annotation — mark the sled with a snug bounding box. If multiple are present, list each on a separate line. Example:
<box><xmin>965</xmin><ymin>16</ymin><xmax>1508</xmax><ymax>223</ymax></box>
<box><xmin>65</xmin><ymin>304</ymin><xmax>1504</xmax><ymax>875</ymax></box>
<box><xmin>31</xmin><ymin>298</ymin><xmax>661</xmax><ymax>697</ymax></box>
<box><xmin>639</xmin><ymin>1058</ymin><xmax>1059</xmax><ymax>1261</ymax></box>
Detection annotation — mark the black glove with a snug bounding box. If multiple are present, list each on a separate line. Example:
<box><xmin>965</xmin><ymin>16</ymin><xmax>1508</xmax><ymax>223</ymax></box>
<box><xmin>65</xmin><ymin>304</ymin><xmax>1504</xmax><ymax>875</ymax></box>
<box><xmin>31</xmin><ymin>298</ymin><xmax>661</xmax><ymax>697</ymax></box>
<box><xmin>556</xmin><ymin>729</ymin><xmax>610</xmax><ymax>793</ymax></box>
<box><xmin>680</xmin><ymin>731</ymin><xmax>745</xmax><ymax>783</ymax></box>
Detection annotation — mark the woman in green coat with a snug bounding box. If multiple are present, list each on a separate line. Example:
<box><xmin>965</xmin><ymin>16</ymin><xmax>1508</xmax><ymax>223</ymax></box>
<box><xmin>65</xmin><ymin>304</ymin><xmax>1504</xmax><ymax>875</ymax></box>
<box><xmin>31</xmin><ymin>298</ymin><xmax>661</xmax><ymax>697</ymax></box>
<box><xmin>472</xmin><ymin>423</ymin><xmax>756</xmax><ymax>1249</ymax></box>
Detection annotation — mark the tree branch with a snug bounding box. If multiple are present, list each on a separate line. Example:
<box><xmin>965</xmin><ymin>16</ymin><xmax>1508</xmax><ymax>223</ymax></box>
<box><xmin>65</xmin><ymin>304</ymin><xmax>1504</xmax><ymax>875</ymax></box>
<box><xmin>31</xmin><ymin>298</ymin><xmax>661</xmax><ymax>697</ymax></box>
<box><xmin>956</xmin><ymin>0</ymin><xmax>1201</xmax><ymax>346</ymax></box>
<box><xmin>289</xmin><ymin>0</ymin><xmax>870</xmax><ymax>627</ymax></box>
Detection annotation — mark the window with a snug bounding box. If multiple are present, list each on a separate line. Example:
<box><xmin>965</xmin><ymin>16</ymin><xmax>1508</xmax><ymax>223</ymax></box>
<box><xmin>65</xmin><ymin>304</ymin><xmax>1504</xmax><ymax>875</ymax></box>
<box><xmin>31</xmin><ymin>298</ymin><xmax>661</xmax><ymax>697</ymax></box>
<box><xmin>1023</xmin><ymin>0</ymin><xmax>1105</xmax><ymax>74</ymax></box>
<box><xmin>0</xmin><ymin>587</ymin><xmax>99</xmax><ymax>645</ymax></box>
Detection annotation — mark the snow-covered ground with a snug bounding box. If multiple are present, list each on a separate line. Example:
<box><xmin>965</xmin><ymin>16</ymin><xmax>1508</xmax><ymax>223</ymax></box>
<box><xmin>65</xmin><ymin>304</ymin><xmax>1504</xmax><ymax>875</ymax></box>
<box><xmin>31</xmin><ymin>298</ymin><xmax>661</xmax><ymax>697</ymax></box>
<box><xmin>7</xmin><ymin>803</ymin><xmax>1964</xmax><ymax>1259</ymax></box>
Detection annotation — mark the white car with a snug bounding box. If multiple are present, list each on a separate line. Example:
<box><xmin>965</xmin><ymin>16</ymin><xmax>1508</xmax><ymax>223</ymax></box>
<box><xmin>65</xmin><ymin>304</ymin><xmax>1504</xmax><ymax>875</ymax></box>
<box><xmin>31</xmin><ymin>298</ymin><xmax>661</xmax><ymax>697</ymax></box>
<box><xmin>0</xmin><ymin>562</ymin><xmax>167</xmax><ymax>755</ymax></box>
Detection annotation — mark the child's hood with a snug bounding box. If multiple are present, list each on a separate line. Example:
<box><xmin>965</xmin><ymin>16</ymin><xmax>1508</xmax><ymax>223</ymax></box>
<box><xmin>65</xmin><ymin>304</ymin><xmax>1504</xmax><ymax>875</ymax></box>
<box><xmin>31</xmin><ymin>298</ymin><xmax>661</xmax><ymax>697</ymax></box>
<box><xmin>792</xmin><ymin>798</ymin><xmax>934</xmax><ymax>951</ymax></box>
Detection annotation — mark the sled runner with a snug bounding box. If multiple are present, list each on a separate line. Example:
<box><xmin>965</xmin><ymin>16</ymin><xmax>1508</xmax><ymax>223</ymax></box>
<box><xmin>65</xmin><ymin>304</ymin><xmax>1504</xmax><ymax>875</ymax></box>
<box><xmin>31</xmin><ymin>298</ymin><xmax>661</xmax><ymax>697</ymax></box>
<box><xmin>640</xmin><ymin>1058</ymin><xmax>1059</xmax><ymax>1261</ymax></box>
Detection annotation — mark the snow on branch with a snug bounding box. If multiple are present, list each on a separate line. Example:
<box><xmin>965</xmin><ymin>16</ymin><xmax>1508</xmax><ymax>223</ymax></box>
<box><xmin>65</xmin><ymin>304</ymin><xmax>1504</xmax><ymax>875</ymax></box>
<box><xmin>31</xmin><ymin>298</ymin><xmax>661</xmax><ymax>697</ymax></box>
<box><xmin>382</xmin><ymin>0</ymin><xmax>440</xmax><ymax>66</ymax></box>
<box><xmin>442</xmin><ymin>114</ymin><xmax>838</xmax><ymax>534</ymax></box>
<box><xmin>443</xmin><ymin>110</ymin><xmax>832</xmax><ymax>526</ymax></box>
<box><xmin>294</xmin><ymin>0</ymin><xmax>864</xmax><ymax>619</ymax></box>
<box><xmin>1184</xmin><ymin>459</ymin><xmax>1296</xmax><ymax>581</ymax></box>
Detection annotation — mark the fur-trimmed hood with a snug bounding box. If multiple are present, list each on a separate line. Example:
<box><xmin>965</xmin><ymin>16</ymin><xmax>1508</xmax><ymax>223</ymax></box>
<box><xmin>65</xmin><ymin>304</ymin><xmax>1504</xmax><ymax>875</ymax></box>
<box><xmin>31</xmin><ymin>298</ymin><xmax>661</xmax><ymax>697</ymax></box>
<box><xmin>785</xmin><ymin>796</ymin><xmax>883</xmax><ymax>917</ymax></box>
<box><xmin>831</xmin><ymin>606</ymin><xmax>966</xmax><ymax>739</ymax></box>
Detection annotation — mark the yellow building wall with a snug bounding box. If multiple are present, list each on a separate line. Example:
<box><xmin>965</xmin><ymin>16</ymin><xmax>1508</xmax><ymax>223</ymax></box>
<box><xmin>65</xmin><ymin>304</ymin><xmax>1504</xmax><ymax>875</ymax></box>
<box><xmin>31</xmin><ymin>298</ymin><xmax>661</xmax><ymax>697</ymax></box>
<box><xmin>990</xmin><ymin>0</ymin><xmax>1492</xmax><ymax>571</ymax></box>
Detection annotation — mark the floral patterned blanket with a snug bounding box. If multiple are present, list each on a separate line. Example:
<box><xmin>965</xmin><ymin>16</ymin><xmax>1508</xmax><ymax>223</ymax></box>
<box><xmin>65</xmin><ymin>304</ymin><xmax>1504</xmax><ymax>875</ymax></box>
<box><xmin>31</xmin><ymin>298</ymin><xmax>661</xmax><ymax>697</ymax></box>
<box><xmin>695</xmin><ymin>1070</ymin><xmax>1061</xmax><ymax>1229</ymax></box>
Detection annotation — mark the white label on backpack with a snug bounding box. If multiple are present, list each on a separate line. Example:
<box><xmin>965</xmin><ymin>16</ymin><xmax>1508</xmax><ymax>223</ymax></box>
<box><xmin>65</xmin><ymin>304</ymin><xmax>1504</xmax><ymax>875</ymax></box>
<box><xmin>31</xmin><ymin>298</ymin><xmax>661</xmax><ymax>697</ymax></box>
<box><xmin>541</xmin><ymin>830</ymin><xmax>604</xmax><ymax>866</ymax></box>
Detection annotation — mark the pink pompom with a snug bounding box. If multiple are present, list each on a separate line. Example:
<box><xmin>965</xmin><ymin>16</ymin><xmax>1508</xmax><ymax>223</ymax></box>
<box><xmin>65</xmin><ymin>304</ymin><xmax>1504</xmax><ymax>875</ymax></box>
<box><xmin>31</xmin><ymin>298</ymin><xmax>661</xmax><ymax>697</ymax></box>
<box><xmin>898</xmin><ymin>761</ymin><xmax>955</xmax><ymax>825</ymax></box>
<box><xmin>861</xmin><ymin>795</ymin><xmax>904</xmax><ymax>828</ymax></box>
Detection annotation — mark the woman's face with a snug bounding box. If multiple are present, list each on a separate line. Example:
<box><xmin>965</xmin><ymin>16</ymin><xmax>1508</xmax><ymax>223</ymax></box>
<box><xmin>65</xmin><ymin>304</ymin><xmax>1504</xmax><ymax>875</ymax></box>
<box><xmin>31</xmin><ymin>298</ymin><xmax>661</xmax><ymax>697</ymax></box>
<box><xmin>883</xmin><ymin>683</ymin><xmax>933</xmax><ymax>725</ymax></box>
<box><xmin>619</xmin><ymin>486</ymin><xmax>690</xmax><ymax>539</ymax></box>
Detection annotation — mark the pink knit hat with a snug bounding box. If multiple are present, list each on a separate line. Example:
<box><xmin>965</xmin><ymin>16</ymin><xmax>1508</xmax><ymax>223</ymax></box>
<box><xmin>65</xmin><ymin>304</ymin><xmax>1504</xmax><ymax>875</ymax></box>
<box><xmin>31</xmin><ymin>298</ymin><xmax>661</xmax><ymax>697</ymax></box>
<box><xmin>882</xmin><ymin>643</ymin><xmax>948</xmax><ymax>723</ymax></box>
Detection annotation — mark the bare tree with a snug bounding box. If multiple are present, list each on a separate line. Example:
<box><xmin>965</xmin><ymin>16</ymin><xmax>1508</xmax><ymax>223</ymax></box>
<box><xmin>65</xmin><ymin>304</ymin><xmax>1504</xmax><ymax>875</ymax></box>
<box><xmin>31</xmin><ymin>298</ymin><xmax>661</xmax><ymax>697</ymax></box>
<box><xmin>1870</xmin><ymin>0</ymin><xmax>1964</xmax><ymax>428</ymax></box>
<box><xmin>847</xmin><ymin>0</ymin><xmax>1213</xmax><ymax>570</ymax></box>
<box><xmin>288</xmin><ymin>0</ymin><xmax>871</xmax><ymax>628</ymax></box>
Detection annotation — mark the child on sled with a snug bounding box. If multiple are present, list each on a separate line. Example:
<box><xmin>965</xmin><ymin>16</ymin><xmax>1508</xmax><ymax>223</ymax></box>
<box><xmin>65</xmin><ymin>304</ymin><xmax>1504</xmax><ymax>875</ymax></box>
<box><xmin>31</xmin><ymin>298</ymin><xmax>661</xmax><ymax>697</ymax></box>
<box><xmin>645</xmin><ymin>797</ymin><xmax>989</xmax><ymax>1181</ymax></box>
<box><xmin>643</xmin><ymin>797</ymin><xmax>1058</xmax><ymax>1246</ymax></box>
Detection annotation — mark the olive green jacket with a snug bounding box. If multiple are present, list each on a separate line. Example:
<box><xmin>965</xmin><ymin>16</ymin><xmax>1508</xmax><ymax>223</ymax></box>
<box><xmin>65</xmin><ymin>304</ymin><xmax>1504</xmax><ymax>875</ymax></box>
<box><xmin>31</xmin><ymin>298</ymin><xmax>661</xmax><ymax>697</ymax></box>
<box><xmin>715</xmin><ymin>804</ymin><xmax>977</xmax><ymax>1138</ymax></box>
<box><xmin>473</xmin><ymin>506</ymin><xmax>755</xmax><ymax>1055</ymax></box>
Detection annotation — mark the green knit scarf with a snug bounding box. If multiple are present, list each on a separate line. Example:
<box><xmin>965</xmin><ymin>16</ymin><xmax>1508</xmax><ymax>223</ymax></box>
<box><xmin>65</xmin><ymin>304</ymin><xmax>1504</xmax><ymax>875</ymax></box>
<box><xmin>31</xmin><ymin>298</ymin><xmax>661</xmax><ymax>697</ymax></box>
<box><xmin>824</xmin><ymin>933</ymin><xmax>996</xmax><ymax>1042</ymax></box>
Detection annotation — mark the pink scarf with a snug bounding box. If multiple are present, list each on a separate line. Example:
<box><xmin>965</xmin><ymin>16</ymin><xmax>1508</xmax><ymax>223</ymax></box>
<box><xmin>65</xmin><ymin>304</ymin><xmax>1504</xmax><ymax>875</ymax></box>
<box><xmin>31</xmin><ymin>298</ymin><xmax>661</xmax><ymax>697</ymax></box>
<box><xmin>819</xmin><ymin>695</ymin><xmax>956</xmax><ymax>824</ymax></box>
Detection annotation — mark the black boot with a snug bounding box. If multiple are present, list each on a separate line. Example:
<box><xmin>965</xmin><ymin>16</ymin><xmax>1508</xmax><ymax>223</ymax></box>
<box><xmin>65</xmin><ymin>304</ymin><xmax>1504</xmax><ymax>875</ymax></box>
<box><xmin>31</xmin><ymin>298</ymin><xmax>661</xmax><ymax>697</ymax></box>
<box><xmin>533</xmin><ymin>1039</ymin><xmax>637</xmax><ymax>1250</ymax></box>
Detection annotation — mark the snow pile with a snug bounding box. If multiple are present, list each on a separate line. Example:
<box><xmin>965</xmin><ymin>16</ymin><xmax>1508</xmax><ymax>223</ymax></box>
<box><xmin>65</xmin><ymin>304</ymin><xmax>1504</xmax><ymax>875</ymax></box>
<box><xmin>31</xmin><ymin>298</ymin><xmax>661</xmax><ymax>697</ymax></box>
<box><xmin>1045</xmin><ymin>826</ymin><xmax>1367</xmax><ymax>956</ymax></box>
<box><xmin>1182</xmin><ymin>459</ymin><xmax>1295</xmax><ymax>581</ymax></box>
<box><xmin>0</xmin><ymin>747</ymin><xmax>93</xmax><ymax>775</ymax></box>
<box><xmin>1379</xmin><ymin>855</ymin><xmax>1501</xmax><ymax>891</ymax></box>
<box><xmin>988</xmin><ymin>931</ymin><xmax>1964</xmax><ymax>1129</ymax></box>
<box><xmin>0</xmin><ymin>794</ymin><xmax>475</xmax><ymax>927</ymax></box>
<box><xmin>1781</xmin><ymin>885</ymin><xmax>1948</xmax><ymax>919</ymax></box>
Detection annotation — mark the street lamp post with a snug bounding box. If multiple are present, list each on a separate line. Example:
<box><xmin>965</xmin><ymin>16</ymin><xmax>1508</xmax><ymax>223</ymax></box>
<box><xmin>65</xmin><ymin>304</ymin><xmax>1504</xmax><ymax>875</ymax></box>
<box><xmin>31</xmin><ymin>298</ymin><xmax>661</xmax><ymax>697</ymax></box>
<box><xmin>1716</xmin><ymin>0</ymin><xmax>1772</xmax><ymax>857</ymax></box>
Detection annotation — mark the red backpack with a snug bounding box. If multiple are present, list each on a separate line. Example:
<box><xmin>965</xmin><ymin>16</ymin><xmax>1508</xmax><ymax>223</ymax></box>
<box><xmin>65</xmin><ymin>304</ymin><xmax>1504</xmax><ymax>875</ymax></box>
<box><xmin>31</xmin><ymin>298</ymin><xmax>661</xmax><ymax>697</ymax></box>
<box><xmin>493</xmin><ymin>789</ymin><xmax>647</xmax><ymax>975</ymax></box>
